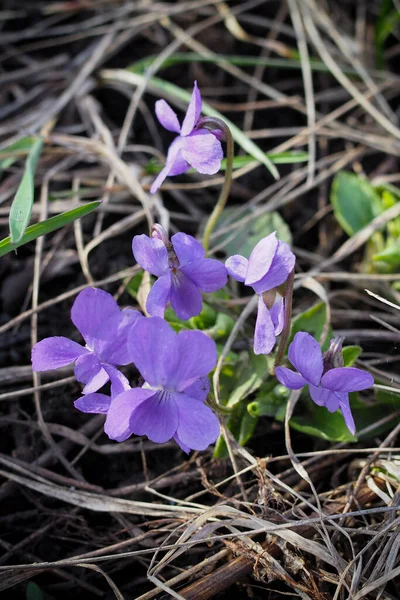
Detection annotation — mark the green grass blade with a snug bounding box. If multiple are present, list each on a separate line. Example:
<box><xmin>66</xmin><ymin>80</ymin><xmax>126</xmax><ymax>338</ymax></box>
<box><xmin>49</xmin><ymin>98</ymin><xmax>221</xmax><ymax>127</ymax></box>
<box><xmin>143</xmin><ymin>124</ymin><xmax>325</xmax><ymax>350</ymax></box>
<box><xmin>104</xmin><ymin>70</ymin><xmax>279</xmax><ymax>179</ymax></box>
<box><xmin>0</xmin><ymin>201</ymin><xmax>100</xmax><ymax>257</ymax></box>
<box><xmin>9</xmin><ymin>136</ymin><xmax>44</xmax><ymax>243</ymax></box>
<box><xmin>0</xmin><ymin>136</ymin><xmax>35</xmax><ymax>172</ymax></box>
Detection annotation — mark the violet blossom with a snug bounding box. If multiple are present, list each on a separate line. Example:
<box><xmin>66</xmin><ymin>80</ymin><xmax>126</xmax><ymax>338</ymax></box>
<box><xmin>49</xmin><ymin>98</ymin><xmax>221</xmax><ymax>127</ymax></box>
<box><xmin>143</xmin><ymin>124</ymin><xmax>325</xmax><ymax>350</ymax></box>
<box><xmin>150</xmin><ymin>81</ymin><xmax>223</xmax><ymax>193</ymax></box>
<box><xmin>75</xmin><ymin>316</ymin><xmax>220</xmax><ymax>453</ymax></box>
<box><xmin>225</xmin><ymin>232</ymin><xmax>295</xmax><ymax>355</ymax></box>
<box><xmin>132</xmin><ymin>224</ymin><xmax>227</xmax><ymax>320</ymax></box>
<box><xmin>31</xmin><ymin>288</ymin><xmax>141</xmax><ymax>398</ymax></box>
<box><xmin>275</xmin><ymin>332</ymin><xmax>374</xmax><ymax>434</ymax></box>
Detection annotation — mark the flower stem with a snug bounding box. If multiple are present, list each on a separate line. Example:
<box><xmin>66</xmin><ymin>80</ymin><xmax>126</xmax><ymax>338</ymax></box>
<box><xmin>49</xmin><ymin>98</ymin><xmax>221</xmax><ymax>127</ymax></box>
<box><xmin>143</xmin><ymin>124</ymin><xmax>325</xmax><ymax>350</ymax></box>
<box><xmin>197</xmin><ymin>117</ymin><xmax>234</xmax><ymax>253</ymax></box>
<box><xmin>274</xmin><ymin>268</ymin><xmax>295</xmax><ymax>370</ymax></box>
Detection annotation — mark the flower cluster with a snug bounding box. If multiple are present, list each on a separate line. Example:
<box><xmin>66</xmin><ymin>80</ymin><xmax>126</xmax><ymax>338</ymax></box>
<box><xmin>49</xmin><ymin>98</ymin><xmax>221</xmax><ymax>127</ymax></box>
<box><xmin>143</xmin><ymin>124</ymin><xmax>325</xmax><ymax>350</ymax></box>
<box><xmin>31</xmin><ymin>81</ymin><xmax>375</xmax><ymax>452</ymax></box>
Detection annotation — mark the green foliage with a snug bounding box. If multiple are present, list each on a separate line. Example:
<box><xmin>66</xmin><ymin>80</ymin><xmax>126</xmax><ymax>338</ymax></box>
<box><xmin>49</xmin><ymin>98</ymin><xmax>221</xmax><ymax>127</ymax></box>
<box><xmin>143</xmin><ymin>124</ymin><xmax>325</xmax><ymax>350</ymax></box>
<box><xmin>26</xmin><ymin>582</ymin><xmax>55</xmax><ymax>600</ymax></box>
<box><xmin>9</xmin><ymin>136</ymin><xmax>44</xmax><ymax>243</ymax></box>
<box><xmin>290</xmin><ymin>302</ymin><xmax>330</xmax><ymax>349</ymax></box>
<box><xmin>288</xmin><ymin>396</ymin><xmax>357</xmax><ymax>442</ymax></box>
<box><xmin>342</xmin><ymin>345</ymin><xmax>362</xmax><ymax>366</ymax></box>
<box><xmin>0</xmin><ymin>136</ymin><xmax>35</xmax><ymax>172</ymax></box>
<box><xmin>213</xmin><ymin>207</ymin><xmax>291</xmax><ymax>258</ymax></box>
<box><xmin>331</xmin><ymin>171</ymin><xmax>382</xmax><ymax>236</ymax></box>
<box><xmin>0</xmin><ymin>202</ymin><xmax>100</xmax><ymax>257</ymax></box>
<box><xmin>375</xmin><ymin>0</ymin><xmax>400</xmax><ymax>68</ymax></box>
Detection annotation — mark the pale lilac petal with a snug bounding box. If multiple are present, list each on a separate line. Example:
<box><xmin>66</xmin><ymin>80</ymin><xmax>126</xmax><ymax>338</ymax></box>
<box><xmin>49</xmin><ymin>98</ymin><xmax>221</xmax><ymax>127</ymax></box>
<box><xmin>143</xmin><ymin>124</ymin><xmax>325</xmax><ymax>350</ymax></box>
<box><xmin>132</xmin><ymin>235</ymin><xmax>169</xmax><ymax>276</ymax></box>
<box><xmin>288</xmin><ymin>332</ymin><xmax>323</xmax><ymax>386</ymax></box>
<box><xmin>103</xmin><ymin>364</ymin><xmax>130</xmax><ymax>398</ymax></box>
<box><xmin>337</xmin><ymin>393</ymin><xmax>356</xmax><ymax>435</ymax></box>
<box><xmin>130</xmin><ymin>391</ymin><xmax>179</xmax><ymax>443</ymax></box>
<box><xmin>146</xmin><ymin>273</ymin><xmax>172</xmax><ymax>317</ymax></box>
<box><xmin>275</xmin><ymin>366</ymin><xmax>307</xmax><ymax>390</ymax></box>
<box><xmin>71</xmin><ymin>288</ymin><xmax>120</xmax><ymax>348</ymax></box>
<box><xmin>127</xmin><ymin>316</ymin><xmax>179</xmax><ymax>388</ymax></box>
<box><xmin>175</xmin><ymin>393</ymin><xmax>220</xmax><ymax>451</ymax></box>
<box><xmin>94</xmin><ymin>309</ymin><xmax>142</xmax><ymax>365</ymax></box>
<box><xmin>155</xmin><ymin>99</ymin><xmax>181</xmax><ymax>133</ymax></box>
<box><xmin>210</xmin><ymin>129</ymin><xmax>223</xmax><ymax>141</ymax></box>
<box><xmin>31</xmin><ymin>337</ymin><xmax>87</xmax><ymax>371</ymax></box>
<box><xmin>172</xmin><ymin>331</ymin><xmax>217</xmax><ymax>391</ymax></box>
<box><xmin>170</xmin><ymin>273</ymin><xmax>202</xmax><ymax>320</ymax></box>
<box><xmin>309</xmin><ymin>384</ymin><xmax>340</xmax><ymax>412</ymax></box>
<box><xmin>105</xmin><ymin>388</ymin><xmax>154</xmax><ymax>442</ymax></box>
<box><xmin>252</xmin><ymin>241</ymin><xmax>296</xmax><ymax>294</ymax></box>
<box><xmin>321</xmin><ymin>367</ymin><xmax>374</xmax><ymax>393</ymax></box>
<box><xmin>270</xmin><ymin>295</ymin><xmax>284</xmax><ymax>336</ymax></box>
<box><xmin>174</xmin><ymin>433</ymin><xmax>190</xmax><ymax>454</ymax></box>
<box><xmin>74</xmin><ymin>354</ymin><xmax>109</xmax><ymax>394</ymax></box>
<box><xmin>182</xmin><ymin>258</ymin><xmax>227</xmax><ymax>292</ymax></box>
<box><xmin>181</xmin><ymin>130</ymin><xmax>223</xmax><ymax>174</ymax></box>
<box><xmin>180</xmin><ymin>81</ymin><xmax>202</xmax><ymax>136</ymax></box>
<box><xmin>225</xmin><ymin>255</ymin><xmax>248</xmax><ymax>282</ymax></box>
<box><xmin>183</xmin><ymin>376</ymin><xmax>210</xmax><ymax>402</ymax></box>
<box><xmin>150</xmin><ymin>137</ymin><xmax>187</xmax><ymax>194</ymax></box>
<box><xmin>74</xmin><ymin>393</ymin><xmax>111</xmax><ymax>414</ymax></box>
<box><xmin>171</xmin><ymin>232</ymin><xmax>205</xmax><ymax>266</ymax></box>
<box><xmin>245</xmin><ymin>233</ymin><xmax>278</xmax><ymax>286</ymax></box>
<box><xmin>254</xmin><ymin>295</ymin><xmax>276</xmax><ymax>355</ymax></box>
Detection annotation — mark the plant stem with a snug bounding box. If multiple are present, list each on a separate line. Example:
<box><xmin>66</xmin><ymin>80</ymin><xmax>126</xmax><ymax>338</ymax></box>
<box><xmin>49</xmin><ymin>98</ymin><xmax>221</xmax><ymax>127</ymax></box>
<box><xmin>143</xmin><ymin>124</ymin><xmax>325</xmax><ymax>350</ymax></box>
<box><xmin>274</xmin><ymin>268</ymin><xmax>295</xmax><ymax>369</ymax></box>
<box><xmin>197</xmin><ymin>117</ymin><xmax>234</xmax><ymax>253</ymax></box>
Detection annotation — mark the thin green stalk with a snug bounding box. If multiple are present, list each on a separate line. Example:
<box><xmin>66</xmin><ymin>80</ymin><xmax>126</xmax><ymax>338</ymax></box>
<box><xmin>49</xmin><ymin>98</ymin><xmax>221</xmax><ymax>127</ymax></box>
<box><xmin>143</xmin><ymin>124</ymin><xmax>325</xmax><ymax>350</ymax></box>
<box><xmin>274</xmin><ymin>268</ymin><xmax>295</xmax><ymax>369</ymax></box>
<box><xmin>198</xmin><ymin>117</ymin><xmax>234</xmax><ymax>253</ymax></box>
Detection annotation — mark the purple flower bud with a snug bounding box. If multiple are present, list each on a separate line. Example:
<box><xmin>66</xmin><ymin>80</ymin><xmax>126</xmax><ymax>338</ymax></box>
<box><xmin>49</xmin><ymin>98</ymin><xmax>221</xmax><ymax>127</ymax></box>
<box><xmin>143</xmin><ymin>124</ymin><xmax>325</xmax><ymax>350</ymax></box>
<box><xmin>275</xmin><ymin>331</ymin><xmax>374</xmax><ymax>435</ymax></box>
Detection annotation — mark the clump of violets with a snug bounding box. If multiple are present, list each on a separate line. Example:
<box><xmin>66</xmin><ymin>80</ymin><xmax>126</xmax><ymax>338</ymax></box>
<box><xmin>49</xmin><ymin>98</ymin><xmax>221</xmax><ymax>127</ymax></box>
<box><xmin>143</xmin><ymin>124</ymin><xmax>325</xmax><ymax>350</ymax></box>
<box><xmin>275</xmin><ymin>332</ymin><xmax>374</xmax><ymax>434</ymax></box>
<box><xmin>32</xmin><ymin>288</ymin><xmax>141</xmax><ymax>398</ymax></box>
<box><xmin>226</xmin><ymin>232</ymin><xmax>295</xmax><ymax>355</ymax></box>
<box><xmin>150</xmin><ymin>81</ymin><xmax>223</xmax><ymax>193</ymax></box>
<box><xmin>76</xmin><ymin>317</ymin><xmax>220</xmax><ymax>453</ymax></box>
<box><xmin>132</xmin><ymin>224</ymin><xmax>227</xmax><ymax>320</ymax></box>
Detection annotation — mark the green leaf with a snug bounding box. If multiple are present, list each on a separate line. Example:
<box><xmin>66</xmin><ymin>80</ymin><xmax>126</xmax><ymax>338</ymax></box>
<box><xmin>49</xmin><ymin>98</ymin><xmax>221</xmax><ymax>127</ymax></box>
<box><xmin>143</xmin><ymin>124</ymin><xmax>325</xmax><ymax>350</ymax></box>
<box><xmin>227</xmin><ymin>352</ymin><xmax>270</xmax><ymax>408</ymax></box>
<box><xmin>373</xmin><ymin>245</ymin><xmax>400</xmax><ymax>268</ymax></box>
<box><xmin>331</xmin><ymin>171</ymin><xmax>383</xmax><ymax>237</ymax></box>
<box><xmin>248</xmin><ymin>383</ymin><xmax>289</xmax><ymax>418</ymax></box>
<box><xmin>9</xmin><ymin>136</ymin><xmax>44</xmax><ymax>243</ymax></box>
<box><xmin>213</xmin><ymin>207</ymin><xmax>291</xmax><ymax>258</ymax></box>
<box><xmin>116</xmin><ymin>71</ymin><xmax>279</xmax><ymax>178</ymax></box>
<box><xmin>238</xmin><ymin>410</ymin><xmax>258</xmax><ymax>446</ymax></box>
<box><xmin>375</xmin><ymin>0</ymin><xmax>400</xmax><ymax>68</ymax></box>
<box><xmin>0</xmin><ymin>201</ymin><xmax>100</xmax><ymax>257</ymax></box>
<box><xmin>342</xmin><ymin>345</ymin><xmax>362</xmax><ymax>367</ymax></box>
<box><xmin>288</xmin><ymin>399</ymin><xmax>356</xmax><ymax>442</ymax></box>
<box><xmin>290</xmin><ymin>302</ymin><xmax>330</xmax><ymax>348</ymax></box>
<box><xmin>0</xmin><ymin>136</ymin><xmax>35</xmax><ymax>172</ymax></box>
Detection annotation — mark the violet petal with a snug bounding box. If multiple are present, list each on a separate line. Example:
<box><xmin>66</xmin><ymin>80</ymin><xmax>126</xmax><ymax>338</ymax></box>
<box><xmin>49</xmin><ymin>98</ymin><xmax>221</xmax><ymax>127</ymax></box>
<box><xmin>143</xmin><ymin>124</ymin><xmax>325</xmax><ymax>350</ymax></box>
<box><xmin>245</xmin><ymin>233</ymin><xmax>278</xmax><ymax>286</ymax></box>
<box><xmin>150</xmin><ymin>138</ymin><xmax>189</xmax><ymax>193</ymax></box>
<box><xmin>275</xmin><ymin>366</ymin><xmax>307</xmax><ymax>390</ymax></box>
<box><xmin>173</xmin><ymin>330</ymin><xmax>217</xmax><ymax>391</ymax></box>
<box><xmin>270</xmin><ymin>295</ymin><xmax>284</xmax><ymax>336</ymax></box>
<box><xmin>104</xmin><ymin>388</ymin><xmax>154</xmax><ymax>442</ymax></box>
<box><xmin>175</xmin><ymin>393</ymin><xmax>220</xmax><ymax>451</ymax></box>
<box><xmin>180</xmin><ymin>129</ymin><xmax>223</xmax><ymax>174</ymax></box>
<box><xmin>337</xmin><ymin>393</ymin><xmax>356</xmax><ymax>435</ymax></box>
<box><xmin>321</xmin><ymin>367</ymin><xmax>374</xmax><ymax>393</ymax></box>
<box><xmin>171</xmin><ymin>232</ymin><xmax>205</xmax><ymax>266</ymax></box>
<box><xmin>74</xmin><ymin>393</ymin><xmax>111</xmax><ymax>414</ymax></box>
<box><xmin>170</xmin><ymin>273</ymin><xmax>202</xmax><ymax>320</ymax></box>
<box><xmin>146</xmin><ymin>273</ymin><xmax>172</xmax><ymax>318</ymax></box>
<box><xmin>132</xmin><ymin>234</ymin><xmax>169</xmax><ymax>276</ymax></box>
<box><xmin>130</xmin><ymin>391</ymin><xmax>179</xmax><ymax>444</ymax></box>
<box><xmin>252</xmin><ymin>241</ymin><xmax>295</xmax><ymax>294</ymax></box>
<box><xmin>183</xmin><ymin>376</ymin><xmax>210</xmax><ymax>402</ymax></box>
<box><xmin>71</xmin><ymin>288</ymin><xmax>120</xmax><ymax>349</ymax></box>
<box><xmin>180</xmin><ymin>81</ymin><xmax>202</xmax><ymax>136</ymax></box>
<box><xmin>173</xmin><ymin>433</ymin><xmax>191</xmax><ymax>454</ymax></box>
<box><xmin>288</xmin><ymin>332</ymin><xmax>323</xmax><ymax>386</ymax></box>
<box><xmin>309</xmin><ymin>384</ymin><xmax>339</xmax><ymax>411</ymax></box>
<box><xmin>253</xmin><ymin>295</ymin><xmax>277</xmax><ymax>355</ymax></box>
<box><xmin>127</xmin><ymin>316</ymin><xmax>179</xmax><ymax>388</ymax></box>
<box><xmin>155</xmin><ymin>99</ymin><xmax>181</xmax><ymax>133</ymax></box>
<box><xmin>31</xmin><ymin>337</ymin><xmax>88</xmax><ymax>371</ymax></box>
<box><xmin>103</xmin><ymin>364</ymin><xmax>131</xmax><ymax>398</ymax></box>
<box><xmin>182</xmin><ymin>258</ymin><xmax>227</xmax><ymax>292</ymax></box>
<box><xmin>225</xmin><ymin>255</ymin><xmax>248</xmax><ymax>282</ymax></box>
<box><xmin>94</xmin><ymin>309</ymin><xmax>142</xmax><ymax>365</ymax></box>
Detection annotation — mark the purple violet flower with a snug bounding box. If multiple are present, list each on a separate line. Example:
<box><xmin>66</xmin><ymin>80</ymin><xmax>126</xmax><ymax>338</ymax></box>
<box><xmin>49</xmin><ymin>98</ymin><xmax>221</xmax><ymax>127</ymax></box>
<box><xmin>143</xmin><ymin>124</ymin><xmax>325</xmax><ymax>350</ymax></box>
<box><xmin>132</xmin><ymin>224</ymin><xmax>228</xmax><ymax>320</ymax></box>
<box><xmin>31</xmin><ymin>288</ymin><xmax>141</xmax><ymax>398</ymax></box>
<box><xmin>150</xmin><ymin>81</ymin><xmax>223</xmax><ymax>194</ymax></box>
<box><xmin>275</xmin><ymin>332</ymin><xmax>374</xmax><ymax>435</ymax></box>
<box><xmin>225</xmin><ymin>232</ymin><xmax>295</xmax><ymax>355</ymax></box>
<box><xmin>75</xmin><ymin>317</ymin><xmax>220</xmax><ymax>453</ymax></box>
